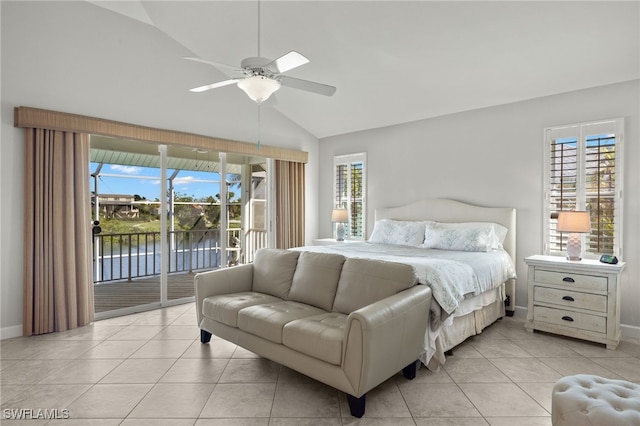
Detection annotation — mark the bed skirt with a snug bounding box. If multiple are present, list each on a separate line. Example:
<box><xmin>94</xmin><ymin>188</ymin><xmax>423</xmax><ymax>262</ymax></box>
<box><xmin>426</xmin><ymin>289</ymin><xmax>505</xmax><ymax>370</ymax></box>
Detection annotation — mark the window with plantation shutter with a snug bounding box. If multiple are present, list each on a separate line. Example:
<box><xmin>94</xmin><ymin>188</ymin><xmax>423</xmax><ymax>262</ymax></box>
<box><xmin>334</xmin><ymin>153</ymin><xmax>366</xmax><ymax>239</ymax></box>
<box><xmin>544</xmin><ymin>118</ymin><xmax>624</xmax><ymax>259</ymax></box>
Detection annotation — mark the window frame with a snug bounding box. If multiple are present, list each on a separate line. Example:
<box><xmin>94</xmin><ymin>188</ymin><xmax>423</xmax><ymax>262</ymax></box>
<box><xmin>333</xmin><ymin>152</ymin><xmax>367</xmax><ymax>240</ymax></box>
<box><xmin>543</xmin><ymin>118</ymin><xmax>624</xmax><ymax>260</ymax></box>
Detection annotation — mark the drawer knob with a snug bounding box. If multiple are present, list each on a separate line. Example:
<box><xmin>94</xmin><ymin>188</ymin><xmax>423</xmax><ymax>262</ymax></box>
<box><xmin>562</xmin><ymin>277</ymin><xmax>575</xmax><ymax>283</ymax></box>
<box><xmin>562</xmin><ymin>296</ymin><xmax>575</xmax><ymax>302</ymax></box>
<box><xmin>561</xmin><ymin>316</ymin><xmax>574</xmax><ymax>322</ymax></box>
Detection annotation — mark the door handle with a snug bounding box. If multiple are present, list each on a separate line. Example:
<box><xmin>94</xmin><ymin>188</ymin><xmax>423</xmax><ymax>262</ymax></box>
<box><xmin>561</xmin><ymin>316</ymin><xmax>574</xmax><ymax>322</ymax></box>
<box><xmin>562</xmin><ymin>296</ymin><xmax>575</xmax><ymax>302</ymax></box>
<box><xmin>562</xmin><ymin>277</ymin><xmax>575</xmax><ymax>283</ymax></box>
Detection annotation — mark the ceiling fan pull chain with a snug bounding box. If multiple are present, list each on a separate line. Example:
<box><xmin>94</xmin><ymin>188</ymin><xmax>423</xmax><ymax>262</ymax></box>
<box><xmin>257</xmin><ymin>104</ymin><xmax>261</xmax><ymax>151</ymax></box>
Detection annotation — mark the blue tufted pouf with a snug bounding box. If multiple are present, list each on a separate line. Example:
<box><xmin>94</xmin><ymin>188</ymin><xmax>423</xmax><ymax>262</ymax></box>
<box><xmin>552</xmin><ymin>374</ymin><xmax>640</xmax><ymax>426</ymax></box>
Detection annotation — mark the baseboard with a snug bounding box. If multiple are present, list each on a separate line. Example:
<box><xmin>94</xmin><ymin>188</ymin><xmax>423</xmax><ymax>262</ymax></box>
<box><xmin>621</xmin><ymin>324</ymin><xmax>640</xmax><ymax>344</ymax></box>
<box><xmin>512</xmin><ymin>305</ymin><xmax>528</xmax><ymax>320</ymax></box>
<box><xmin>1</xmin><ymin>324</ymin><xmax>23</xmax><ymax>340</ymax></box>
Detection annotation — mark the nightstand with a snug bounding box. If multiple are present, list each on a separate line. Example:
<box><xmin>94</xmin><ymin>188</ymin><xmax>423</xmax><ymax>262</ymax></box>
<box><xmin>524</xmin><ymin>255</ymin><xmax>625</xmax><ymax>349</ymax></box>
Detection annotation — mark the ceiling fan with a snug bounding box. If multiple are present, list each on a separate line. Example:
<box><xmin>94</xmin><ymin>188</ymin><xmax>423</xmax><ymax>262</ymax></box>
<box><xmin>185</xmin><ymin>51</ymin><xmax>336</xmax><ymax>104</ymax></box>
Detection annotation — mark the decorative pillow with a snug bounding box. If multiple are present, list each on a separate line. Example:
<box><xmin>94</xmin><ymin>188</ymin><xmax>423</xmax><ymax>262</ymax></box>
<box><xmin>422</xmin><ymin>222</ymin><xmax>507</xmax><ymax>252</ymax></box>
<box><xmin>368</xmin><ymin>219</ymin><xmax>428</xmax><ymax>246</ymax></box>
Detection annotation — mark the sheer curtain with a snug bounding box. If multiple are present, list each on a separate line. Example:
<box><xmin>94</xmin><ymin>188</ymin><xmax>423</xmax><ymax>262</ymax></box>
<box><xmin>23</xmin><ymin>128</ymin><xmax>94</xmax><ymax>335</ymax></box>
<box><xmin>274</xmin><ymin>160</ymin><xmax>305</xmax><ymax>249</ymax></box>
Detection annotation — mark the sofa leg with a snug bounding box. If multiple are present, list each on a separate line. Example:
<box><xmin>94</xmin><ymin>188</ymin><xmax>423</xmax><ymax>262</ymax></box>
<box><xmin>346</xmin><ymin>393</ymin><xmax>366</xmax><ymax>418</ymax></box>
<box><xmin>402</xmin><ymin>359</ymin><xmax>419</xmax><ymax>380</ymax></box>
<box><xmin>200</xmin><ymin>329</ymin><xmax>212</xmax><ymax>344</ymax></box>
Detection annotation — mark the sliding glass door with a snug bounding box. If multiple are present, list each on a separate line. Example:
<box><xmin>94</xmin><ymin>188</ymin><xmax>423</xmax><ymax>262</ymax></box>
<box><xmin>90</xmin><ymin>140</ymin><xmax>164</xmax><ymax>315</ymax></box>
<box><xmin>90</xmin><ymin>136</ymin><xmax>270</xmax><ymax>318</ymax></box>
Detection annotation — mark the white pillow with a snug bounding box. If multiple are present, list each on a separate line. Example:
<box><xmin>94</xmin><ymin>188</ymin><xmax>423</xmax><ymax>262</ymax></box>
<box><xmin>422</xmin><ymin>222</ymin><xmax>508</xmax><ymax>252</ymax></box>
<box><xmin>492</xmin><ymin>223</ymin><xmax>508</xmax><ymax>248</ymax></box>
<box><xmin>368</xmin><ymin>220</ymin><xmax>427</xmax><ymax>247</ymax></box>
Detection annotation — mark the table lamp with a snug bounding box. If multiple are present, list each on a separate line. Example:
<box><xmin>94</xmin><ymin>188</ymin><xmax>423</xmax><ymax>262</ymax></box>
<box><xmin>331</xmin><ymin>209</ymin><xmax>348</xmax><ymax>241</ymax></box>
<box><xmin>557</xmin><ymin>211</ymin><xmax>591</xmax><ymax>261</ymax></box>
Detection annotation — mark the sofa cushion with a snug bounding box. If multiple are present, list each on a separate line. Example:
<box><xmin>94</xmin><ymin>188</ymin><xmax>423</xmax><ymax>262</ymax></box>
<box><xmin>237</xmin><ymin>301</ymin><xmax>325</xmax><ymax>344</ymax></box>
<box><xmin>332</xmin><ymin>258</ymin><xmax>418</xmax><ymax>314</ymax></box>
<box><xmin>283</xmin><ymin>312</ymin><xmax>347</xmax><ymax>365</ymax></box>
<box><xmin>201</xmin><ymin>292</ymin><xmax>283</xmax><ymax>327</ymax></box>
<box><xmin>252</xmin><ymin>249</ymin><xmax>300</xmax><ymax>299</ymax></box>
<box><xmin>287</xmin><ymin>251</ymin><xmax>346</xmax><ymax>311</ymax></box>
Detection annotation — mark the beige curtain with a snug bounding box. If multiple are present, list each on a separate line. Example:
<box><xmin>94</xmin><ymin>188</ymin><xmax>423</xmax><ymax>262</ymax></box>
<box><xmin>275</xmin><ymin>160</ymin><xmax>305</xmax><ymax>249</ymax></box>
<box><xmin>23</xmin><ymin>128</ymin><xmax>94</xmax><ymax>335</ymax></box>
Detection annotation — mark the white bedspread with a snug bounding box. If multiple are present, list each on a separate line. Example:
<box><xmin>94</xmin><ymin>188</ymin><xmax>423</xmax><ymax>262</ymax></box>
<box><xmin>294</xmin><ymin>242</ymin><xmax>516</xmax><ymax>315</ymax></box>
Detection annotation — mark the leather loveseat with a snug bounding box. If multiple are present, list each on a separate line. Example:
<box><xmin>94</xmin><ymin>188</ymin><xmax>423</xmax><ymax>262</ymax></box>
<box><xmin>194</xmin><ymin>248</ymin><xmax>432</xmax><ymax>417</ymax></box>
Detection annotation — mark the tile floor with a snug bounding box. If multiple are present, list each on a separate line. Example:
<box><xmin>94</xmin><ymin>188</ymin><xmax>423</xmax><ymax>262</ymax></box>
<box><xmin>2</xmin><ymin>303</ymin><xmax>639</xmax><ymax>425</ymax></box>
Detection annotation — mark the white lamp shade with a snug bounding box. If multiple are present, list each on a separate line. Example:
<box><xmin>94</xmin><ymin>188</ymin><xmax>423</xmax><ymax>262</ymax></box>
<box><xmin>331</xmin><ymin>209</ymin><xmax>348</xmax><ymax>223</ymax></box>
<box><xmin>557</xmin><ymin>211</ymin><xmax>591</xmax><ymax>233</ymax></box>
<box><xmin>557</xmin><ymin>211</ymin><xmax>590</xmax><ymax>261</ymax></box>
<box><xmin>237</xmin><ymin>76</ymin><xmax>281</xmax><ymax>103</ymax></box>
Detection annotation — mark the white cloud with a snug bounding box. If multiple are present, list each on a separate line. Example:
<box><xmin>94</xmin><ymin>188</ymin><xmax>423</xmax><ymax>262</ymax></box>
<box><xmin>110</xmin><ymin>164</ymin><xmax>141</xmax><ymax>174</ymax></box>
<box><xmin>173</xmin><ymin>176</ymin><xmax>196</xmax><ymax>185</ymax></box>
<box><xmin>148</xmin><ymin>177</ymin><xmax>194</xmax><ymax>186</ymax></box>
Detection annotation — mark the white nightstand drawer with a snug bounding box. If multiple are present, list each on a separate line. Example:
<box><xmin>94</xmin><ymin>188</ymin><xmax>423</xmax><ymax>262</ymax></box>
<box><xmin>533</xmin><ymin>269</ymin><xmax>607</xmax><ymax>292</ymax></box>
<box><xmin>525</xmin><ymin>255</ymin><xmax>625</xmax><ymax>349</ymax></box>
<box><xmin>533</xmin><ymin>306</ymin><xmax>606</xmax><ymax>334</ymax></box>
<box><xmin>534</xmin><ymin>287</ymin><xmax>607</xmax><ymax>312</ymax></box>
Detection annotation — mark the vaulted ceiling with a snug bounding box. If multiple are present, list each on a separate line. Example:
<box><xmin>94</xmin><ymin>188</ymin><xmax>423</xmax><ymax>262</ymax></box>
<box><xmin>88</xmin><ymin>1</ymin><xmax>638</xmax><ymax>139</ymax></box>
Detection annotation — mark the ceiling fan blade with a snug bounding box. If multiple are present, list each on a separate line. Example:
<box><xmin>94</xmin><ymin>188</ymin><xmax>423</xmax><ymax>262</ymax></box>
<box><xmin>189</xmin><ymin>79</ymin><xmax>239</xmax><ymax>93</ymax></box>
<box><xmin>184</xmin><ymin>56</ymin><xmax>243</xmax><ymax>78</ymax></box>
<box><xmin>267</xmin><ymin>51</ymin><xmax>310</xmax><ymax>73</ymax></box>
<box><xmin>279</xmin><ymin>76</ymin><xmax>336</xmax><ymax>96</ymax></box>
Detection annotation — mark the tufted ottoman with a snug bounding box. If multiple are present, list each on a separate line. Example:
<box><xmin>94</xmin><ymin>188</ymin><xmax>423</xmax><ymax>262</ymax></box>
<box><xmin>552</xmin><ymin>374</ymin><xmax>640</xmax><ymax>425</ymax></box>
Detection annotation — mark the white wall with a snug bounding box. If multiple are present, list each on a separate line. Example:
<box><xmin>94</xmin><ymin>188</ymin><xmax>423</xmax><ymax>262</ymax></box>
<box><xmin>0</xmin><ymin>1</ymin><xmax>320</xmax><ymax>337</ymax></box>
<box><xmin>319</xmin><ymin>80</ymin><xmax>640</xmax><ymax>337</ymax></box>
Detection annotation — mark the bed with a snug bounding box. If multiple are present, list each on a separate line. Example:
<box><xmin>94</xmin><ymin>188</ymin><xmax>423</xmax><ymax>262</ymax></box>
<box><xmin>296</xmin><ymin>198</ymin><xmax>517</xmax><ymax>369</ymax></box>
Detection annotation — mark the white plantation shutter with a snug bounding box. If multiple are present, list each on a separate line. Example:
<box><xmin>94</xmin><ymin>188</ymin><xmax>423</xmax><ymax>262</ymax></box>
<box><xmin>334</xmin><ymin>153</ymin><xmax>366</xmax><ymax>239</ymax></box>
<box><xmin>544</xmin><ymin>118</ymin><xmax>624</xmax><ymax>258</ymax></box>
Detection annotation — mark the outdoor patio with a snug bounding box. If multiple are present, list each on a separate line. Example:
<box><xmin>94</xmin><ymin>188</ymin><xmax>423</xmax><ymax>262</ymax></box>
<box><xmin>93</xmin><ymin>272</ymin><xmax>196</xmax><ymax>313</ymax></box>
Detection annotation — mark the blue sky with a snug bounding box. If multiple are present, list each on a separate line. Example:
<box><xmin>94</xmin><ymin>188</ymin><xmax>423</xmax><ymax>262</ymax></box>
<box><xmin>90</xmin><ymin>163</ymin><xmax>225</xmax><ymax>201</ymax></box>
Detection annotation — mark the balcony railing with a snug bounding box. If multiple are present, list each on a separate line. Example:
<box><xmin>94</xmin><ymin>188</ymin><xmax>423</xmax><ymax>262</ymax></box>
<box><xmin>93</xmin><ymin>228</ymin><xmax>267</xmax><ymax>283</ymax></box>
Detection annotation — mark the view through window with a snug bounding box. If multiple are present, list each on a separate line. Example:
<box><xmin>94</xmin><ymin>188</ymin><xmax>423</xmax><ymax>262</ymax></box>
<box><xmin>334</xmin><ymin>153</ymin><xmax>367</xmax><ymax>239</ymax></box>
<box><xmin>544</xmin><ymin>118</ymin><xmax>624</xmax><ymax>258</ymax></box>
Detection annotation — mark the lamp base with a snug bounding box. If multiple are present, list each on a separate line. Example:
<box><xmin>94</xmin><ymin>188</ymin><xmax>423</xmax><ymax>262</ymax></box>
<box><xmin>566</xmin><ymin>233</ymin><xmax>582</xmax><ymax>261</ymax></box>
<box><xmin>335</xmin><ymin>223</ymin><xmax>345</xmax><ymax>242</ymax></box>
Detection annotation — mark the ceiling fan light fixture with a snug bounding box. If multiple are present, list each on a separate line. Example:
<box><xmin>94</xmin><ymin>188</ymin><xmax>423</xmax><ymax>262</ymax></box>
<box><xmin>237</xmin><ymin>75</ymin><xmax>281</xmax><ymax>103</ymax></box>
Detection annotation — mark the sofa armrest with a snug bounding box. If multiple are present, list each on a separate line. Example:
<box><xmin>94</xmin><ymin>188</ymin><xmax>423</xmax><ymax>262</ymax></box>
<box><xmin>342</xmin><ymin>285</ymin><xmax>432</xmax><ymax>396</ymax></box>
<box><xmin>194</xmin><ymin>264</ymin><xmax>254</xmax><ymax>326</ymax></box>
